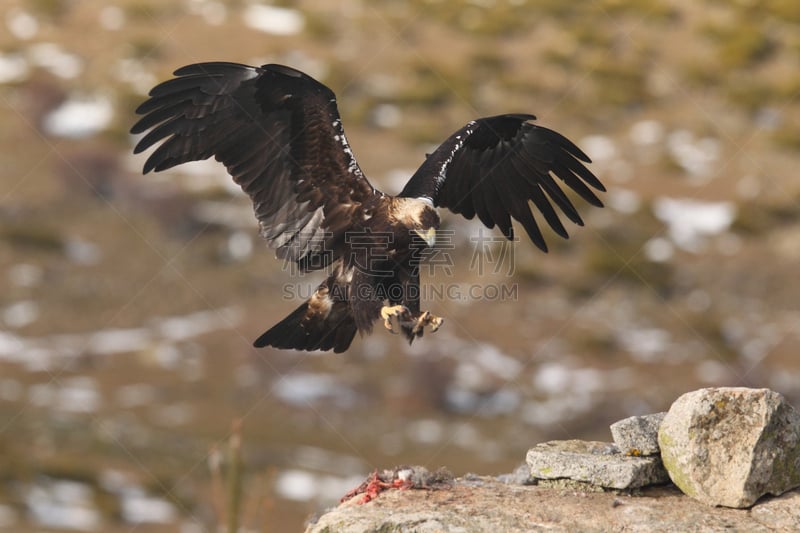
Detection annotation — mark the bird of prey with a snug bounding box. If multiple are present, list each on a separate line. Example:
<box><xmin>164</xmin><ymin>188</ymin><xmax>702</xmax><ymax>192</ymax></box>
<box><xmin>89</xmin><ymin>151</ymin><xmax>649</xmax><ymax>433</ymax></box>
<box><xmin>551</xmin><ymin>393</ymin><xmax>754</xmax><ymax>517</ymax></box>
<box><xmin>131</xmin><ymin>62</ymin><xmax>605</xmax><ymax>353</ymax></box>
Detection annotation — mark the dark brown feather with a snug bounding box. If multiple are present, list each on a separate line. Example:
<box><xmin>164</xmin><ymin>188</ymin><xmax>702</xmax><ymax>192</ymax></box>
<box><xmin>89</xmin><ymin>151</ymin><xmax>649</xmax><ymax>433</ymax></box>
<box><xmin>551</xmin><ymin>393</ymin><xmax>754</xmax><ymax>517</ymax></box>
<box><xmin>400</xmin><ymin>114</ymin><xmax>605</xmax><ymax>252</ymax></box>
<box><xmin>131</xmin><ymin>62</ymin><xmax>381</xmax><ymax>266</ymax></box>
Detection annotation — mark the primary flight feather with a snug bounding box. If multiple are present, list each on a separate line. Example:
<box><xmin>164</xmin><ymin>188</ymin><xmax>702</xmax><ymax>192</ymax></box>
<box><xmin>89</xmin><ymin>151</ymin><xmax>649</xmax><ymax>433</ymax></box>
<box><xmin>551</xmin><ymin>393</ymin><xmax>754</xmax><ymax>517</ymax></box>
<box><xmin>132</xmin><ymin>62</ymin><xmax>605</xmax><ymax>353</ymax></box>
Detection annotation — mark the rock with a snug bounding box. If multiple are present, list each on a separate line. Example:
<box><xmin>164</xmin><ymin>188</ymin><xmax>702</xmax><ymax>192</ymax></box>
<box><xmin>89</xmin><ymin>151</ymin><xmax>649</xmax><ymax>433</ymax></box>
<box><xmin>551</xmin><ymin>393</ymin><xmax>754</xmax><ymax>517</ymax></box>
<box><xmin>526</xmin><ymin>440</ymin><xmax>670</xmax><ymax>489</ymax></box>
<box><xmin>610</xmin><ymin>412</ymin><xmax>666</xmax><ymax>455</ymax></box>
<box><xmin>658</xmin><ymin>387</ymin><xmax>800</xmax><ymax>508</ymax></box>
<box><xmin>497</xmin><ymin>463</ymin><xmax>536</xmax><ymax>485</ymax></box>
<box><xmin>305</xmin><ymin>475</ymin><xmax>800</xmax><ymax>532</ymax></box>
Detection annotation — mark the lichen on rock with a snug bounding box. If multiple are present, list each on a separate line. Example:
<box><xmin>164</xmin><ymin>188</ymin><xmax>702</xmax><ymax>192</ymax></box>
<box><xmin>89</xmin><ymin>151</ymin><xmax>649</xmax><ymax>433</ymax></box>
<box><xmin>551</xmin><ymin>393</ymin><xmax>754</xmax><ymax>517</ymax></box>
<box><xmin>658</xmin><ymin>387</ymin><xmax>800</xmax><ymax>508</ymax></box>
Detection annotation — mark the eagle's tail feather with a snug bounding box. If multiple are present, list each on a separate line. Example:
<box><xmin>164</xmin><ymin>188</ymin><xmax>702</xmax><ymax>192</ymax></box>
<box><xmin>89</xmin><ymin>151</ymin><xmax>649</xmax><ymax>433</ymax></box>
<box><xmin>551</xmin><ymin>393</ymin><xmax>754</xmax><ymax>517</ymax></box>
<box><xmin>254</xmin><ymin>298</ymin><xmax>358</xmax><ymax>353</ymax></box>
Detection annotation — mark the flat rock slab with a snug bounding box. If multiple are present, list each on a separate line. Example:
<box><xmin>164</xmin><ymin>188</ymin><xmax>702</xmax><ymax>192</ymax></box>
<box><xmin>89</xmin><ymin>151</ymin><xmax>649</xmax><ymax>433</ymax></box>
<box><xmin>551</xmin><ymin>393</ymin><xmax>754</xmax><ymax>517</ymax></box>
<box><xmin>610</xmin><ymin>412</ymin><xmax>666</xmax><ymax>455</ymax></box>
<box><xmin>306</xmin><ymin>476</ymin><xmax>800</xmax><ymax>533</ymax></box>
<box><xmin>659</xmin><ymin>387</ymin><xmax>800</xmax><ymax>508</ymax></box>
<box><xmin>526</xmin><ymin>439</ymin><xmax>670</xmax><ymax>489</ymax></box>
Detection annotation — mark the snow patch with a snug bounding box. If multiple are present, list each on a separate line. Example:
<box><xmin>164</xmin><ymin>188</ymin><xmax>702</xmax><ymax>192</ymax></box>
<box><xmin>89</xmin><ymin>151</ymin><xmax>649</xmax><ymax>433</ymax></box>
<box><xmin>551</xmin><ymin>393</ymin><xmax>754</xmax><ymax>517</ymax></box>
<box><xmin>243</xmin><ymin>4</ymin><xmax>304</xmax><ymax>35</ymax></box>
<box><xmin>653</xmin><ymin>197</ymin><xmax>736</xmax><ymax>252</ymax></box>
<box><xmin>43</xmin><ymin>94</ymin><xmax>113</xmax><ymax>139</ymax></box>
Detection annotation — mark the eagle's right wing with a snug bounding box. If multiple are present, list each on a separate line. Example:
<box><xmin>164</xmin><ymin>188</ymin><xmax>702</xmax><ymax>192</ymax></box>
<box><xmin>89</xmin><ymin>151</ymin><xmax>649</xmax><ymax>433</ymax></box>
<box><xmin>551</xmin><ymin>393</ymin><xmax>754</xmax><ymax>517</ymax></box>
<box><xmin>399</xmin><ymin>114</ymin><xmax>605</xmax><ymax>252</ymax></box>
<box><xmin>132</xmin><ymin>62</ymin><xmax>380</xmax><ymax>266</ymax></box>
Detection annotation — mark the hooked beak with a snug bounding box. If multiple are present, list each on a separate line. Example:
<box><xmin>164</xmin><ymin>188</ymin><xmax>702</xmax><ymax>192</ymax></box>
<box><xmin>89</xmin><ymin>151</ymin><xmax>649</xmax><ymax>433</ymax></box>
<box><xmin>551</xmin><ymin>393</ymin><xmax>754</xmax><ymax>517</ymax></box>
<box><xmin>414</xmin><ymin>227</ymin><xmax>437</xmax><ymax>248</ymax></box>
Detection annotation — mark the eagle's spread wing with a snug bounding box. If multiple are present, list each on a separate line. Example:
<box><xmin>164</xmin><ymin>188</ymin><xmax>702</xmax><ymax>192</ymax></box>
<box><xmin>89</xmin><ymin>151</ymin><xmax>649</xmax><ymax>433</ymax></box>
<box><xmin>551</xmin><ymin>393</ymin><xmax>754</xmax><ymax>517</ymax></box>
<box><xmin>399</xmin><ymin>114</ymin><xmax>605</xmax><ymax>252</ymax></box>
<box><xmin>131</xmin><ymin>62</ymin><xmax>379</xmax><ymax>266</ymax></box>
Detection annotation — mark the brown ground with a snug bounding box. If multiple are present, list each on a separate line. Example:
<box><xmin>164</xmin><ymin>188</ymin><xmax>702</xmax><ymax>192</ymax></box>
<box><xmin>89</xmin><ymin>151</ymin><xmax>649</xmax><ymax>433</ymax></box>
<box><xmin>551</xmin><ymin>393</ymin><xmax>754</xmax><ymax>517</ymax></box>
<box><xmin>1</xmin><ymin>0</ymin><xmax>799</xmax><ymax>530</ymax></box>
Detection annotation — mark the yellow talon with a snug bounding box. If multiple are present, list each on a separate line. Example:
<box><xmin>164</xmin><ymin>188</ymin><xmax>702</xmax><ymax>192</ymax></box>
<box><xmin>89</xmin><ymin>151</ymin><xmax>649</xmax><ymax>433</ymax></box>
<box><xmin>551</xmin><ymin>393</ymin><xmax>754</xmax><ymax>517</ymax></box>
<box><xmin>412</xmin><ymin>311</ymin><xmax>444</xmax><ymax>336</ymax></box>
<box><xmin>381</xmin><ymin>305</ymin><xmax>409</xmax><ymax>333</ymax></box>
<box><xmin>380</xmin><ymin>306</ymin><xmax>443</xmax><ymax>336</ymax></box>
<box><xmin>380</xmin><ymin>305</ymin><xmax>407</xmax><ymax>320</ymax></box>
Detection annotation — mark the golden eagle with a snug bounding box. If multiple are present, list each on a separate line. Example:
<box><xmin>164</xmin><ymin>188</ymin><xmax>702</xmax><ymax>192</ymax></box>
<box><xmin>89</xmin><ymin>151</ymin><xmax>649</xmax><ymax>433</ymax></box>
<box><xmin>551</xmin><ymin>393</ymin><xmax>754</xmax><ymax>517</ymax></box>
<box><xmin>132</xmin><ymin>63</ymin><xmax>605</xmax><ymax>353</ymax></box>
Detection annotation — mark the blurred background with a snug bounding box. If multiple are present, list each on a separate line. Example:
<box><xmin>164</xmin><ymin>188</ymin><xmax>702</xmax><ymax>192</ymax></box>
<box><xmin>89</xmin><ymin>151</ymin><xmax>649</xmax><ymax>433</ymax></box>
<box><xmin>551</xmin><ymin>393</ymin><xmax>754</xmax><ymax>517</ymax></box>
<box><xmin>1</xmin><ymin>0</ymin><xmax>799</xmax><ymax>530</ymax></box>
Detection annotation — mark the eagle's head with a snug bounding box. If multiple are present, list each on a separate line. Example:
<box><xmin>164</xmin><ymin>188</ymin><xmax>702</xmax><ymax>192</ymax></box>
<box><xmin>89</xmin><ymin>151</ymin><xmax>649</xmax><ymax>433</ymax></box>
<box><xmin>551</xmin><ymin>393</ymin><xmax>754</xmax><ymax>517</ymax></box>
<box><xmin>389</xmin><ymin>197</ymin><xmax>440</xmax><ymax>248</ymax></box>
<box><xmin>412</xmin><ymin>204</ymin><xmax>440</xmax><ymax>248</ymax></box>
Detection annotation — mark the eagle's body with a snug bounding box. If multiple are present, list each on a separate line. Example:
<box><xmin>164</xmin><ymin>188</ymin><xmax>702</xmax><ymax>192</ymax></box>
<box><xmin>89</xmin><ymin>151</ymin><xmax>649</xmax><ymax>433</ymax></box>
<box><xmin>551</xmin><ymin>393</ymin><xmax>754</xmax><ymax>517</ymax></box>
<box><xmin>132</xmin><ymin>62</ymin><xmax>605</xmax><ymax>353</ymax></box>
<box><xmin>255</xmin><ymin>195</ymin><xmax>440</xmax><ymax>352</ymax></box>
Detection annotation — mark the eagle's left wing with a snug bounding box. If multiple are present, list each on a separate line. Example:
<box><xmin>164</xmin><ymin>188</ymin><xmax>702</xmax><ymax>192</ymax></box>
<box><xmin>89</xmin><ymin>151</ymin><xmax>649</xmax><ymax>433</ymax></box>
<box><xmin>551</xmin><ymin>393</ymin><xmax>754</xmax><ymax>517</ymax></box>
<box><xmin>131</xmin><ymin>62</ymin><xmax>380</xmax><ymax>267</ymax></box>
<box><xmin>399</xmin><ymin>114</ymin><xmax>605</xmax><ymax>252</ymax></box>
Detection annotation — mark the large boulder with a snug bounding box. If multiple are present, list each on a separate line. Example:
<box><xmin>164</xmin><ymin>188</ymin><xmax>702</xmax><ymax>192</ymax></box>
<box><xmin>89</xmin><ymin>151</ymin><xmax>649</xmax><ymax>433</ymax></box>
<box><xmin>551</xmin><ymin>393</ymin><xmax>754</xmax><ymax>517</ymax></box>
<box><xmin>658</xmin><ymin>387</ymin><xmax>800</xmax><ymax>508</ymax></box>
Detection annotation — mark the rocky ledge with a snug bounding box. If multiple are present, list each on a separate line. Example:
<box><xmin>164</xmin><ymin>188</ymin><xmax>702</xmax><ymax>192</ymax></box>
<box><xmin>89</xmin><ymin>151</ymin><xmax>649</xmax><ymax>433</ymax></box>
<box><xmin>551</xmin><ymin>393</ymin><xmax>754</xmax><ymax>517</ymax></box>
<box><xmin>306</xmin><ymin>388</ymin><xmax>800</xmax><ymax>532</ymax></box>
<box><xmin>306</xmin><ymin>478</ymin><xmax>800</xmax><ymax>532</ymax></box>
